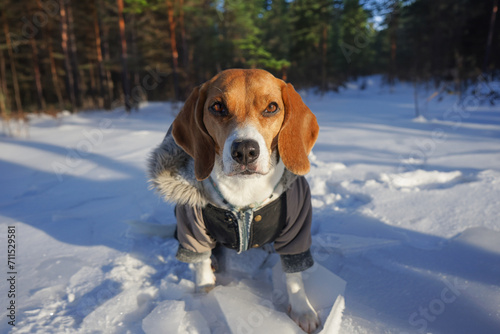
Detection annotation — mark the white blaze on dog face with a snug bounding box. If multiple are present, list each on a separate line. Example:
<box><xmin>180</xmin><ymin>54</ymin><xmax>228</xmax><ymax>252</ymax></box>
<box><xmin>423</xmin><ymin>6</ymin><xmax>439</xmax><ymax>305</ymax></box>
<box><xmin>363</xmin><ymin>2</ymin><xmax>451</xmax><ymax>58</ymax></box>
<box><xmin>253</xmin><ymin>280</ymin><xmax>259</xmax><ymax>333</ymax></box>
<box><xmin>221</xmin><ymin>124</ymin><xmax>270</xmax><ymax>175</ymax></box>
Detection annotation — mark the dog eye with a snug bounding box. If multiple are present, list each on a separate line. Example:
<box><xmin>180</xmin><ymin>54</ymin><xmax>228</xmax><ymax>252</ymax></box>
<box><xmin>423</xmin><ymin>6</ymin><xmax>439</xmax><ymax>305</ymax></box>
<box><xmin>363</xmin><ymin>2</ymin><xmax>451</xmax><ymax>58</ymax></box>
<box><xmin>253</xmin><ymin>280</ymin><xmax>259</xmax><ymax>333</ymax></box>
<box><xmin>209</xmin><ymin>102</ymin><xmax>228</xmax><ymax>116</ymax></box>
<box><xmin>263</xmin><ymin>102</ymin><xmax>279</xmax><ymax>116</ymax></box>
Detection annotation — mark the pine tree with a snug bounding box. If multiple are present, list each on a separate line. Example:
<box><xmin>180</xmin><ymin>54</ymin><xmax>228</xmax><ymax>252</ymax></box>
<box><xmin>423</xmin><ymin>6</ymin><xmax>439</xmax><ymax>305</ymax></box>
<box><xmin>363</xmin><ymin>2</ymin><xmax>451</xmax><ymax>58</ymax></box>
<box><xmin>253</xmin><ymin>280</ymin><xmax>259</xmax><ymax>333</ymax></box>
<box><xmin>117</xmin><ymin>0</ymin><xmax>131</xmax><ymax>111</ymax></box>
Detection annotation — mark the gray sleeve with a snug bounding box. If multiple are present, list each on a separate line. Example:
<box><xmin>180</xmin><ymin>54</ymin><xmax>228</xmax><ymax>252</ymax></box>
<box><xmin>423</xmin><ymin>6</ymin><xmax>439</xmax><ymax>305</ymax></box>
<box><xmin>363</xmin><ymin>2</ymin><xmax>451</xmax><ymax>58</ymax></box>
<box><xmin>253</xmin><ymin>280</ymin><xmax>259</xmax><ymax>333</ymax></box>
<box><xmin>273</xmin><ymin>176</ymin><xmax>314</xmax><ymax>273</ymax></box>
<box><xmin>175</xmin><ymin>204</ymin><xmax>215</xmax><ymax>263</ymax></box>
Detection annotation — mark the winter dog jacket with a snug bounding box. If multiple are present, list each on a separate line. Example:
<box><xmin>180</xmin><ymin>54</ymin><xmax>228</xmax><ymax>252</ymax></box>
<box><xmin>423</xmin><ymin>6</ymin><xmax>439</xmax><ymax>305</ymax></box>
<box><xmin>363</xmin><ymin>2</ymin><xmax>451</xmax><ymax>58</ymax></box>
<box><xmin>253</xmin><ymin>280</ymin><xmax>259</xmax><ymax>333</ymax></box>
<box><xmin>148</xmin><ymin>130</ymin><xmax>314</xmax><ymax>273</ymax></box>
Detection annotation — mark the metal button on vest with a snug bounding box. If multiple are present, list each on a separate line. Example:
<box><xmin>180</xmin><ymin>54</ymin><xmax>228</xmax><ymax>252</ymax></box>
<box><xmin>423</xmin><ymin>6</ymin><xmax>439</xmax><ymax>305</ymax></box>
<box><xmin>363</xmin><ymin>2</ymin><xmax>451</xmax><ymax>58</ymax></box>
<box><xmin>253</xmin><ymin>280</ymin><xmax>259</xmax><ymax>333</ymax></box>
<box><xmin>254</xmin><ymin>215</ymin><xmax>262</xmax><ymax>222</ymax></box>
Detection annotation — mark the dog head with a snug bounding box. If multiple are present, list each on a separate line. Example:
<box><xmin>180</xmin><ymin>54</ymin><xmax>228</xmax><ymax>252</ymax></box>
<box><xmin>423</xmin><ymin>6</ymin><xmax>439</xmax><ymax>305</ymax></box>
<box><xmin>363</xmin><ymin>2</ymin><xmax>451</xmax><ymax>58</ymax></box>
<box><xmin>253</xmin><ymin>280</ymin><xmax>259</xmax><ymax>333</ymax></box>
<box><xmin>172</xmin><ymin>69</ymin><xmax>319</xmax><ymax>181</ymax></box>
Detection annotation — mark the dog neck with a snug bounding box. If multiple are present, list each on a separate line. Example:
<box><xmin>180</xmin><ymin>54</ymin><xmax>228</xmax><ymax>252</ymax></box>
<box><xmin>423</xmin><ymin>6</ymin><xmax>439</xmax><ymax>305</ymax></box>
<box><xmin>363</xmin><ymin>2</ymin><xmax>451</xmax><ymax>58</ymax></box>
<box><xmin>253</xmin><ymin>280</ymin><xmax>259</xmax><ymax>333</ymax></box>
<box><xmin>208</xmin><ymin>156</ymin><xmax>285</xmax><ymax>209</ymax></box>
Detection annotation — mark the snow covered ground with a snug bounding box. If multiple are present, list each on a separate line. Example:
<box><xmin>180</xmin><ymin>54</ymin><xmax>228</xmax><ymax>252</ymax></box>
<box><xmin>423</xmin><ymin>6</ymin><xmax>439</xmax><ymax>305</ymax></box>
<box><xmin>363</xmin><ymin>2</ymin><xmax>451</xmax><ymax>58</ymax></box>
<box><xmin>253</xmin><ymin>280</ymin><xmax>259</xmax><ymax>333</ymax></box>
<box><xmin>1</xmin><ymin>77</ymin><xmax>499</xmax><ymax>333</ymax></box>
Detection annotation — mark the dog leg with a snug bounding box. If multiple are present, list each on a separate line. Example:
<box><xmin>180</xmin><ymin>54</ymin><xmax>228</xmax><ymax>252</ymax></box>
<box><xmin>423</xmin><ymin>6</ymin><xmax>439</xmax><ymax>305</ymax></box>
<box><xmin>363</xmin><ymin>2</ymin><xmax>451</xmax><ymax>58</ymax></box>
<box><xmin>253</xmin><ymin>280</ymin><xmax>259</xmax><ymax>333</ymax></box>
<box><xmin>190</xmin><ymin>258</ymin><xmax>216</xmax><ymax>293</ymax></box>
<box><xmin>286</xmin><ymin>272</ymin><xmax>320</xmax><ymax>333</ymax></box>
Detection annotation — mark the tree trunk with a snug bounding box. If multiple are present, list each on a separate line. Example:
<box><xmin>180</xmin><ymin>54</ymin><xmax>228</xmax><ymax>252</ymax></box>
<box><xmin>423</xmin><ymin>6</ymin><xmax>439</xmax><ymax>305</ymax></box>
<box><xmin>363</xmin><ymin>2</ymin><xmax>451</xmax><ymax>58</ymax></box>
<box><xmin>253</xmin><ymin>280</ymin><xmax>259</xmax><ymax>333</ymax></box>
<box><xmin>66</xmin><ymin>0</ymin><xmax>82</xmax><ymax>107</ymax></box>
<box><xmin>390</xmin><ymin>32</ymin><xmax>397</xmax><ymax>83</ymax></box>
<box><xmin>0</xmin><ymin>82</ymin><xmax>10</xmax><ymax>136</ymax></box>
<box><xmin>166</xmin><ymin>0</ymin><xmax>180</xmax><ymax>100</ymax></box>
<box><xmin>36</xmin><ymin>0</ymin><xmax>64</xmax><ymax>110</ymax></box>
<box><xmin>483</xmin><ymin>0</ymin><xmax>498</xmax><ymax>73</ymax></box>
<box><xmin>117</xmin><ymin>0</ymin><xmax>131</xmax><ymax>111</ymax></box>
<box><xmin>30</xmin><ymin>37</ymin><xmax>46</xmax><ymax>112</ymax></box>
<box><xmin>102</xmin><ymin>26</ymin><xmax>114</xmax><ymax>106</ymax></box>
<box><xmin>93</xmin><ymin>0</ymin><xmax>108</xmax><ymax>109</ymax></box>
<box><xmin>48</xmin><ymin>41</ymin><xmax>65</xmax><ymax>110</ymax></box>
<box><xmin>179</xmin><ymin>0</ymin><xmax>189</xmax><ymax>70</ymax></box>
<box><xmin>388</xmin><ymin>1</ymin><xmax>399</xmax><ymax>86</ymax></box>
<box><xmin>2</xmin><ymin>12</ymin><xmax>23</xmax><ymax>116</ymax></box>
<box><xmin>0</xmin><ymin>81</ymin><xmax>6</xmax><ymax>122</ymax></box>
<box><xmin>88</xmin><ymin>61</ymin><xmax>98</xmax><ymax>108</ymax></box>
<box><xmin>97</xmin><ymin>0</ymin><xmax>113</xmax><ymax>108</ymax></box>
<box><xmin>0</xmin><ymin>50</ymin><xmax>9</xmax><ymax>127</ymax></box>
<box><xmin>0</xmin><ymin>49</ymin><xmax>10</xmax><ymax>114</ymax></box>
<box><xmin>60</xmin><ymin>0</ymin><xmax>77</xmax><ymax>112</ymax></box>
<box><xmin>131</xmin><ymin>14</ymin><xmax>140</xmax><ymax>88</ymax></box>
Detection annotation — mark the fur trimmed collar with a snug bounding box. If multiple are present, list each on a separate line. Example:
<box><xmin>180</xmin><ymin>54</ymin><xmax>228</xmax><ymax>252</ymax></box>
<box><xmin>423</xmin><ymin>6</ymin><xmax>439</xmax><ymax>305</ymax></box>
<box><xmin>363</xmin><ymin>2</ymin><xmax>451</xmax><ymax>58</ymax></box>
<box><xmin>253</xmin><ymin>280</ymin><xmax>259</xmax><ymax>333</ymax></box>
<box><xmin>148</xmin><ymin>130</ymin><xmax>297</xmax><ymax>208</ymax></box>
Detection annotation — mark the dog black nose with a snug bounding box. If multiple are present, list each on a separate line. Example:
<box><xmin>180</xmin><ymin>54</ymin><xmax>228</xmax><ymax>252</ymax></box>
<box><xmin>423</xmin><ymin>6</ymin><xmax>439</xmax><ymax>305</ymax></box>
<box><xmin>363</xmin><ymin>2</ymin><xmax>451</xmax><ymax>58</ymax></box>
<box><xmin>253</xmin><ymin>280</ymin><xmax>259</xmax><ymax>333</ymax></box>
<box><xmin>231</xmin><ymin>139</ymin><xmax>260</xmax><ymax>165</ymax></box>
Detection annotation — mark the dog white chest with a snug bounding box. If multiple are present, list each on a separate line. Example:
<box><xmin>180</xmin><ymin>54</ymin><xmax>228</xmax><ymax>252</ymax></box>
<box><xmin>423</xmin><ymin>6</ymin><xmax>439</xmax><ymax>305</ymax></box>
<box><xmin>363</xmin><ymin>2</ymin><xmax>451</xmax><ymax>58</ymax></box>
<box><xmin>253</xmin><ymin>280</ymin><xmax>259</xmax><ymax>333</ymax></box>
<box><xmin>209</xmin><ymin>159</ymin><xmax>285</xmax><ymax>208</ymax></box>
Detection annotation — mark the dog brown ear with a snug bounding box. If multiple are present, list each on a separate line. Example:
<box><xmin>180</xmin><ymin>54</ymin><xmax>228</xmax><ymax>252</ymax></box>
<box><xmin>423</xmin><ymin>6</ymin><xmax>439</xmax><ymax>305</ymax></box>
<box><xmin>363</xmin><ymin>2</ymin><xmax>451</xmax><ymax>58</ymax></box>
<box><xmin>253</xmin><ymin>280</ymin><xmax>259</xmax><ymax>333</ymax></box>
<box><xmin>172</xmin><ymin>84</ymin><xmax>215</xmax><ymax>181</ymax></box>
<box><xmin>279</xmin><ymin>83</ymin><xmax>319</xmax><ymax>175</ymax></box>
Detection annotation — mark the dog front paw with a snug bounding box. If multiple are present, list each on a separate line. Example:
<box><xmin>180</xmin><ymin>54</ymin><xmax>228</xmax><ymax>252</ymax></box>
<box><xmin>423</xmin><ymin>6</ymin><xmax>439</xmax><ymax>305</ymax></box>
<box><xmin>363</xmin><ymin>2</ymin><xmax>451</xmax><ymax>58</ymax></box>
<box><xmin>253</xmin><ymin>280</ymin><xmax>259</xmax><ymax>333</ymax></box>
<box><xmin>288</xmin><ymin>305</ymin><xmax>320</xmax><ymax>333</ymax></box>
<box><xmin>195</xmin><ymin>283</ymin><xmax>215</xmax><ymax>294</ymax></box>
<box><xmin>191</xmin><ymin>258</ymin><xmax>216</xmax><ymax>294</ymax></box>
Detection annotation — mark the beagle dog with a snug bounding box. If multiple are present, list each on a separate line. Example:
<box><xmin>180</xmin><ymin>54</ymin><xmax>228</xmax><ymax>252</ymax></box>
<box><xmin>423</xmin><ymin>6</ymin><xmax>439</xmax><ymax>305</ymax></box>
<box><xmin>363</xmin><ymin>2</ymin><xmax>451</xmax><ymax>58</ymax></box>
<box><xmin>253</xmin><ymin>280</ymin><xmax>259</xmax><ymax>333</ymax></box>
<box><xmin>149</xmin><ymin>69</ymin><xmax>320</xmax><ymax>332</ymax></box>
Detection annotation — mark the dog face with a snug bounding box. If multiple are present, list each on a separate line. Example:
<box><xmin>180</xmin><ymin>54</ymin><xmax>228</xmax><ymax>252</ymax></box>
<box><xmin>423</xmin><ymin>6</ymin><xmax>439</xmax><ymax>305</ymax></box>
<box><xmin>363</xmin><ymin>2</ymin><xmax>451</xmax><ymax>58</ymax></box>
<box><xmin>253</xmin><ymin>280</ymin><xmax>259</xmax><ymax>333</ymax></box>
<box><xmin>202</xmin><ymin>70</ymin><xmax>285</xmax><ymax>177</ymax></box>
<box><xmin>172</xmin><ymin>69</ymin><xmax>319</xmax><ymax>181</ymax></box>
